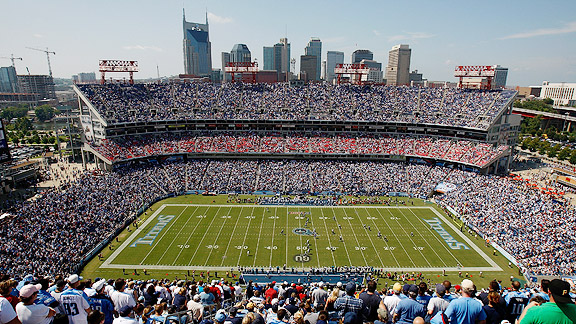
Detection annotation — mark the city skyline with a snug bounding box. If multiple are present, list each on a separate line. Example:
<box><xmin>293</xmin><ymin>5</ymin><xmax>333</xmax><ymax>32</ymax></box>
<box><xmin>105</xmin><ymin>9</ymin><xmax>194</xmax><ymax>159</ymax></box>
<box><xmin>1</xmin><ymin>0</ymin><xmax>575</xmax><ymax>86</ymax></box>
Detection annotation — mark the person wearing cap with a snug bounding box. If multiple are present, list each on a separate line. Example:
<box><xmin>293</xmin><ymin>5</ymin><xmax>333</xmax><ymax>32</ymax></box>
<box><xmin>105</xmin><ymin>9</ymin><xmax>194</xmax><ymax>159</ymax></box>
<box><xmin>334</xmin><ymin>282</ymin><xmax>364</xmax><ymax>324</ymax></box>
<box><xmin>392</xmin><ymin>285</ymin><xmax>425</xmax><ymax>324</ymax></box>
<box><xmin>427</xmin><ymin>284</ymin><xmax>450</xmax><ymax>320</ymax></box>
<box><xmin>186</xmin><ymin>295</ymin><xmax>203</xmax><ymax>321</ymax></box>
<box><xmin>224</xmin><ymin>307</ymin><xmax>242</xmax><ymax>324</ymax></box>
<box><xmin>60</xmin><ymin>274</ymin><xmax>91</xmax><ymax>324</ymax></box>
<box><xmin>112</xmin><ymin>306</ymin><xmax>137</xmax><ymax>324</ymax></box>
<box><xmin>110</xmin><ymin>279</ymin><xmax>136</xmax><ymax>313</ymax></box>
<box><xmin>34</xmin><ymin>278</ymin><xmax>60</xmax><ymax>311</ymax></box>
<box><xmin>88</xmin><ymin>280</ymin><xmax>115</xmax><ymax>324</ymax></box>
<box><xmin>15</xmin><ymin>284</ymin><xmax>55</xmax><ymax>324</ymax></box>
<box><xmin>443</xmin><ymin>280</ymin><xmax>486</xmax><ymax>324</ymax></box>
<box><xmin>520</xmin><ymin>279</ymin><xmax>576</xmax><ymax>324</ymax></box>
<box><xmin>382</xmin><ymin>283</ymin><xmax>406</xmax><ymax>323</ymax></box>
<box><xmin>264</xmin><ymin>283</ymin><xmax>278</xmax><ymax>301</ymax></box>
<box><xmin>214</xmin><ymin>311</ymin><xmax>227</xmax><ymax>324</ymax></box>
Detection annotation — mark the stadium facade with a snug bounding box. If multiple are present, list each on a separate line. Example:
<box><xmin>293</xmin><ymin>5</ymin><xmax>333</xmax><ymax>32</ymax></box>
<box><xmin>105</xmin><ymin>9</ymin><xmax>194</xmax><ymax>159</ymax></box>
<box><xmin>74</xmin><ymin>82</ymin><xmax>519</xmax><ymax>175</ymax></box>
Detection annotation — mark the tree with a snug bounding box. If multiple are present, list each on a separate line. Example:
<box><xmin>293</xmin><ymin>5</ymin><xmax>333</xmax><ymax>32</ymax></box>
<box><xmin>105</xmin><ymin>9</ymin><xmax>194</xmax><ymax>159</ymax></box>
<box><xmin>548</xmin><ymin>144</ymin><xmax>561</xmax><ymax>158</ymax></box>
<box><xmin>528</xmin><ymin>138</ymin><xmax>540</xmax><ymax>152</ymax></box>
<box><xmin>543</xmin><ymin>98</ymin><xmax>554</xmax><ymax>105</ymax></box>
<box><xmin>521</xmin><ymin>137</ymin><xmax>531</xmax><ymax>150</ymax></box>
<box><xmin>538</xmin><ymin>141</ymin><xmax>550</xmax><ymax>155</ymax></box>
<box><xmin>34</xmin><ymin>105</ymin><xmax>57</xmax><ymax>122</ymax></box>
<box><xmin>14</xmin><ymin>117</ymin><xmax>32</xmax><ymax>132</ymax></box>
<box><xmin>558</xmin><ymin>147</ymin><xmax>572</xmax><ymax>160</ymax></box>
<box><xmin>570</xmin><ymin>150</ymin><xmax>576</xmax><ymax>165</ymax></box>
<box><xmin>0</xmin><ymin>104</ymin><xmax>29</xmax><ymax>120</ymax></box>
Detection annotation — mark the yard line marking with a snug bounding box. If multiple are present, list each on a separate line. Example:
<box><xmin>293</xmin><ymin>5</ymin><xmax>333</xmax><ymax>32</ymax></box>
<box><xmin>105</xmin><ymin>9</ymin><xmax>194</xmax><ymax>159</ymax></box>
<box><xmin>404</xmin><ymin>208</ymin><xmax>460</xmax><ymax>268</ymax></box>
<box><xmin>394</xmin><ymin>207</ymin><xmax>447</xmax><ymax>268</ymax></box>
<box><xmin>307</xmin><ymin>206</ymin><xmax>321</xmax><ymax>269</ymax></box>
<box><xmin>144</xmin><ymin>205</ymin><xmax>191</xmax><ymax>265</ymax></box>
<box><xmin>319</xmin><ymin>207</ymin><xmax>337</xmax><ymax>266</ymax></box>
<box><xmin>352</xmin><ymin>208</ymin><xmax>385</xmax><ymax>267</ymax></box>
<box><xmin>269</xmin><ymin>207</ymin><xmax>277</xmax><ymax>268</ymax></box>
<box><xmin>373</xmin><ymin>207</ymin><xmax>416</xmax><ymax>267</ymax></box>
<box><xmin>202</xmin><ymin>206</ymin><xmax>233</xmax><ymax>267</ymax></box>
<box><xmin>387</xmin><ymin>207</ymin><xmax>432</xmax><ymax>267</ymax></box>
<box><xmin>285</xmin><ymin>207</ymin><xmax>289</xmax><ymax>269</ymax></box>
<box><xmin>235</xmin><ymin>206</ymin><xmax>256</xmax><ymax>266</ymax></box>
<box><xmin>219</xmin><ymin>206</ymin><xmax>244</xmax><ymax>267</ymax></box>
<box><xmin>252</xmin><ymin>207</ymin><xmax>267</xmax><ymax>267</ymax></box>
<box><xmin>364</xmin><ymin>207</ymin><xmax>401</xmax><ymax>267</ymax></box>
<box><xmin>187</xmin><ymin>206</ymin><xmax>222</xmax><ymax>266</ymax></box>
<box><xmin>169</xmin><ymin>205</ymin><xmax>203</xmax><ymax>265</ymax></box>
<box><xmin>341</xmin><ymin>207</ymin><xmax>369</xmax><ymax>266</ymax></box>
<box><xmin>330</xmin><ymin>207</ymin><xmax>352</xmax><ymax>265</ymax></box>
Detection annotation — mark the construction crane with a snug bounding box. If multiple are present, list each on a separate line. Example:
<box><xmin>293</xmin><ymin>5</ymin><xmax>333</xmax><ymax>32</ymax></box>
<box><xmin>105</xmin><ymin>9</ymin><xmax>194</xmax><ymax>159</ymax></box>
<box><xmin>26</xmin><ymin>47</ymin><xmax>56</xmax><ymax>77</ymax></box>
<box><xmin>0</xmin><ymin>54</ymin><xmax>23</xmax><ymax>68</ymax></box>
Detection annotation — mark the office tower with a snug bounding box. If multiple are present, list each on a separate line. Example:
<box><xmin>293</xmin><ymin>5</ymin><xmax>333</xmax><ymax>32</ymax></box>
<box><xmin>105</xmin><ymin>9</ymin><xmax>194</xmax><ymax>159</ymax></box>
<box><xmin>183</xmin><ymin>10</ymin><xmax>212</xmax><ymax>76</ymax></box>
<box><xmin>360</xmin><ymin>59</ymin><xmax>383</xmax><ymax>83</ymax></box>
<box><xmin>326</xmin><ymin>51</ymin><xmax>344</xmax><ymax>83</ymax></box>
<box><xmin>352</xmin><ymin>49</ymin><xmax>373</xmax><ymax>64</ymax></box>
<box><xmin>221</xmin><ymin>52</ymin><xmax>230</xmax><ymax>70</ymax></box>
<box><xmin>385</xmin><ymin>44</ymin><xmax>411</xmax><ymax>86</ymax></box>
<box><xmin>0</xmin><ymin>66</ymin><xmax>19</xmax><ymax>93</ymax></box>
<box><xmin>263</xmin><ymin>47</ymin><xmax>274</xmax><ymax>70</ymax></box>
<box><xmin>304</xmin><ymin>37</ymin><xmax>322</xmax><ymax>80</ymax></box>
<box><xmin>230</xmin><ymin>44</ymin><xmax>252</xmax><ymax>63</ymax></box>
<box><xmin>265</xmin><ymin>38</ymin><xmax>290</xmax><ymax>81</ymax></box>
<box><xmin>300</xmin><ymin>55</ymin><xmax>317</xmax><ymax>82</ymax></box>
<box><xmin>493</xmin><ymin>65</ymin><xmax>508</xmax><ymax>89</ymax></box>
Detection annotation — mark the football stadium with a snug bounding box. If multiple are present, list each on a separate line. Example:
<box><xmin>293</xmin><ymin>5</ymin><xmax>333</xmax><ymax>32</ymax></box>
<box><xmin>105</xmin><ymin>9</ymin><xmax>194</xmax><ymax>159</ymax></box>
<box><xmin>2</xmin><ymin>6</ymin><xmax>576</xmax><ymax>323</ymax></box>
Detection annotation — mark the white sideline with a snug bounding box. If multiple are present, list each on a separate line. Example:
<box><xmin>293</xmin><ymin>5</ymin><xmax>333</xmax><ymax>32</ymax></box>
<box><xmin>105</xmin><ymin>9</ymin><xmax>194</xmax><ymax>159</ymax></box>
<box><xmin>101</xmin><ymin>204</ymin><xmax>502</xmax><ymax>272</ymax></box>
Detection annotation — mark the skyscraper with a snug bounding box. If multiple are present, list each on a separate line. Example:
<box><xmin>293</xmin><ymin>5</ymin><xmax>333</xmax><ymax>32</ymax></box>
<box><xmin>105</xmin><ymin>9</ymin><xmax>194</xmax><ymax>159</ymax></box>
<box><xmin>230</xmin><ymin>44</ymin><xmax>251</xmax><ymax>63</ymax></box>
<box><xmin>263</xmin><ymin>47</ymin><xmax>274</xmax><ymax>70</ymax></box>
<box><xmin>300</xmin><ymin>55</ymin><xmax>317</xmax><ymax>82</ymax></box>
<box><xmin>493</xmin><ymin>65</ymin><xmax>508</xmax><ymax>89</ymax></box>
<box><xmin>304</xmin><ymin>38</ymin><xmax>322</xmax><ymax>81</ymax></box>
<box><xmin>385</xmin><ymin>44</ymin><xmax>411</xmax><ymax>86</ymax></box>
<box><xmin>0</xmin><ymin>66</ymin><xmax>19</xmax><ymax>93</ymax></box>
<box><xmin>221</xmin><ymin>52</ymin><xmax>230</xmax><ymax>70</ymax></box>
<box><xmin>352</xmin><ymin>50</ymin><xmax>373</xmax><ymax>64</ymax></box>
<box><xmin>183</xmin><ymin>10</ymin><xmax>212</xmax><ymax>76</ymax></box>
<box><xmin>264</xmin><ymin>38</ymin><xmax>291</xmax><ymax>81</ymax></box>
<box><xmin>326</xmin><ymin>51</ymin><xmax>344</xmax><ymax>83</ymax></box>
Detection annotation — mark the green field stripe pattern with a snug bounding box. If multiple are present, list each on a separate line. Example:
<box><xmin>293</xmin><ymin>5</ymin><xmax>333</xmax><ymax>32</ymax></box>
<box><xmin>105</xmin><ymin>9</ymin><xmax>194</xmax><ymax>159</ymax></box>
<box><xmin>102</xmin><ymin>205</ymin><xmax>501</xmax><ymax>272</ymax></box>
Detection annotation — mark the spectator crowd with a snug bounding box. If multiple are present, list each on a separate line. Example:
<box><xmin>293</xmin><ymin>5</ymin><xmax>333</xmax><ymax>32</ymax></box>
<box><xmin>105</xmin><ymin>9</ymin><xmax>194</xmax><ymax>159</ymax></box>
<box><xmin>77</xmin><ymin>83</ymin><xmax>516</xmax><ymax>130</ymax></box>
<box><xmin>88</xmin><ymin>132</ymin><xmax>507</xmax><ymax>168</ymax></box>
<box><xmin>1</xmin><ymin>274</ymin><xmax>575</xmax><ymax>324</ymax></box>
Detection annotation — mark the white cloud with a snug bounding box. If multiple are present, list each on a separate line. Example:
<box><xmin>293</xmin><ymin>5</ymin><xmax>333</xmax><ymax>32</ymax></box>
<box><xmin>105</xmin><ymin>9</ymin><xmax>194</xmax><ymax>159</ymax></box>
<box><xmin>207</xmin><ymin>12</ymin><xmax>233</xmax><ymax>24</ymax></box>
<box><xmin>373</xmin><ymin>30</ymin><xmax>381</xmax><ymax>36</ymax></box>
<box><xmin>123</xmin><ymin>45</ymin><xmax>163</xmax><ymax>52</ymax></box>
<box><xmin>387</xmin><ymin>32</ymin><xmax>435</xmax><ymax>42</ymax></box>
<box><xmin>499</xmin><ymin>21</ymin><xmax>576</xmax><ymax>40</ymax></box>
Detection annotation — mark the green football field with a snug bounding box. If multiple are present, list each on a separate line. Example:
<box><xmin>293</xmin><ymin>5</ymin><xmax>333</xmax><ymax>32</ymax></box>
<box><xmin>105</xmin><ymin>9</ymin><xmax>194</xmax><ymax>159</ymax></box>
<box><xmin>101</xmin><ymin>204</ymin><xmax>500</xmax><ymax>272</ymax></box>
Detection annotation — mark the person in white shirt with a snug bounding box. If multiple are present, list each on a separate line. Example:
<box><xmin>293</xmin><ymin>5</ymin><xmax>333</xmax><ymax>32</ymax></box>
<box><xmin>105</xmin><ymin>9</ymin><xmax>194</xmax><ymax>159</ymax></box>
<box><xmin>112</xmin><ymin>306</ymin><xmax>137</xmax><ymax>324</ymax></box>
<box><xmin>16</xmin><ymin>284</ymin><xmax>56</xmax><ymax>324</ymax></box>
<box><xmin>0</xmin><ymin>294</ymin><xmax>20</xmax><ymax>324</ymax></box>
<box><xmin>110</xmin><ymin>279</ymin><xmax>136</xmax><ymax>313</ymax></box>
<box><xmin>59</xmin><ymin>274</ymin><xmax>91</xmax><ymax>324</ymax></box>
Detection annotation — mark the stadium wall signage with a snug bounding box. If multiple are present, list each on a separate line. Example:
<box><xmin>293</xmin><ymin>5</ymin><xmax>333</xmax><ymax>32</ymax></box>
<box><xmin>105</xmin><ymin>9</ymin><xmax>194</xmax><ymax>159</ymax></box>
<box><xmin>424</xmin><ymin>218</ymin><xmax>469</xmax><ymax>250</ymax></box>
<box><xmin>130</xmin><ymin>215</ymin><xmax>175</xmax><ymax>247</ymax></box>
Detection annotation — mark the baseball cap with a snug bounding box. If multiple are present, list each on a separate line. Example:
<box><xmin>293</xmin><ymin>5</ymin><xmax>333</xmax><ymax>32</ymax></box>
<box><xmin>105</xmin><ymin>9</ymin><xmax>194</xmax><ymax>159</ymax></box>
<box><xmin>92</xmin><ymin>279</ymin><xmax>106</xmax><ymax>292</ymax></box>
<box><xmin>20</xmin><ymin>284</ymin><xmax>42</xmax><ymax>298</ymax></box>
<box><xmin>454</xmin><ymin>285</ymin><xmax>461</xmax><ymax>291</ymax></box>
<box><xmin>215</xmin><ymin>313</ymin><xmax>226</xmax><ymax>322</ymax></box>
<box><xmin>345</xmin><ymin>282</ymin><xmax>356</xmax><ymax>294</ymax></box>
<box><xmin>461</xmin><ymin>279</ymin><xmax>474</xmax><ymax>290</ymax></box>
<box><xmin>229</xmin><ymin>307</ymin><xmax>238</xmax><ymax>315</ymax></box>
<box><xmin>343</xmin><ymin>312</ymin><xmax>357</xmax><ymax>324</ymax></box>
<box><xmin>435</xmin><ymin>283</ymin><xmax>446</xmax><ymax>295</ymax></box>
<box><xmin>549</xmin><ymin>279</ymin><xmax>572</xmax><ymax>304</ymax></box>
<box><xmin>392</xmin><ymin>282</ymin><xmax>402</xmax><ymax>293</ymax></box>
<box><xmin>408</xmin><ymin>285</ymin><xmax>418</xmax><ymax>294</ymax></box>
<box><xmin>337</xmin><ymin>282</ymin><xmax>342</xmax><ymax>287</ymax></box>
<box><xmin>246</xmin><ymin>302</ymin><xmax>255</xmax><ymax>310</ymax></box>
<box><xmin>119</xmin><ymin>305</ymin><xmax>133</xmax><ymax>317</ymax></box>
<box><xmin>67</xmin><ymin>274</ymin><xmax>83</xmax><ymax>284</ymax></box>
<box><xmin>319</xmin><ymin>281</ymin><xmax>324</xmax><ymax>287</ymax></box>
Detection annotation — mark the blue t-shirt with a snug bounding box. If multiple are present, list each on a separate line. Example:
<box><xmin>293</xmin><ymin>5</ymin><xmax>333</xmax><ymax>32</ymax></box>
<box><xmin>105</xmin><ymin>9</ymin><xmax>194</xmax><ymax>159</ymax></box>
<box><xmin>415</xmin><ymin>295</ymin><xmax>431</xmax><ymax>308</ymax></box>
<box><xmin>89</xmin><ymin>295</ymin><xmax>115</xmax><ymax>324</ymax></box>
<box><xmin>394</xmin><ymin>298</ymin><xmax>425</xmax><ymax>324</ymax></box>
<box><xmin>444</xmin><ymin>297</ymin><xmax>487</xmax><ymax>324</ymax></box>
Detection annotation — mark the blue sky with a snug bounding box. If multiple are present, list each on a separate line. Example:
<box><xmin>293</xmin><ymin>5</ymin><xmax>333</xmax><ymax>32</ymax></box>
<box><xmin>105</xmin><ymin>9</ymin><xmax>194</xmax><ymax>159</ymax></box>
<box><xmin>1</xmin><ymin>0</ymin><xmax>575</xmax><ymax>86</ymax></box>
